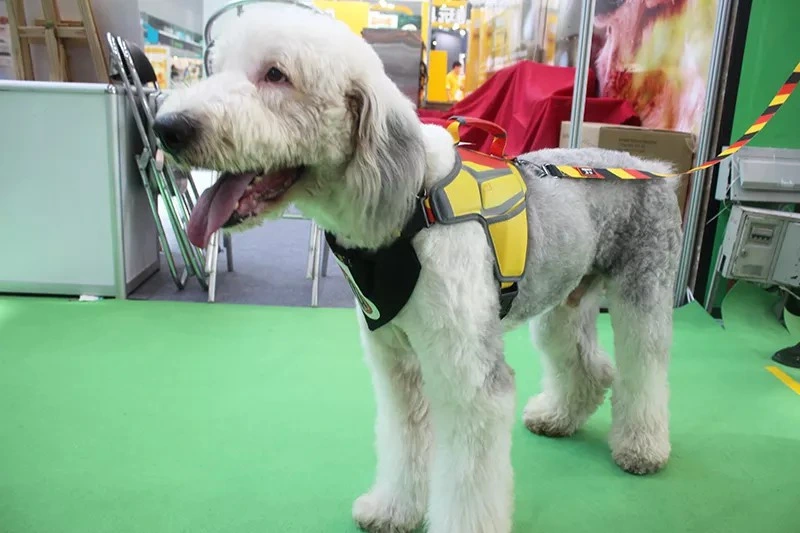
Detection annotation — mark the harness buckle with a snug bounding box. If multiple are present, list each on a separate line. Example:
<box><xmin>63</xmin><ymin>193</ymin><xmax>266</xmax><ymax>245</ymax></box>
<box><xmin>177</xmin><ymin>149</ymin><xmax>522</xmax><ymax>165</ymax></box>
<box><xmin>540</xmin><ymin>164</ymin><xmax>562</xmax><ymax>178</ymax></box>
<box><xmin>399</xmin><ymin>191</ymin><xmax>435</xmax><ymax>240</ymax></box>
<box><xmin>418</xmin><ymin>193</ymin><xmax>435</xmax><ymax>227</ymax></box>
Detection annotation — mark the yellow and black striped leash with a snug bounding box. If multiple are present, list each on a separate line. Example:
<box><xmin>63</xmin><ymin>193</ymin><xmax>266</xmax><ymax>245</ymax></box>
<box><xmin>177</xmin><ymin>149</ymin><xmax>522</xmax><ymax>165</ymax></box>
<box><xmin>535</xmin><ymin>61</ymin><xmax>800</xmax><ymax>181</ymax></box>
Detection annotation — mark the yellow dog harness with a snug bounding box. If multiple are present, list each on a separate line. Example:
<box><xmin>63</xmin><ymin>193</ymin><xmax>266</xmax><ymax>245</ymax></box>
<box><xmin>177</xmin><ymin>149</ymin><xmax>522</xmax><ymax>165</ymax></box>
<box><xmin>429</xmin><ymin>121</ymin><xmax>529</xmax><ymax>289</ymax></box>
<box><xmin>325</xmin><ymin>117</ymin><xmax>530</xmax><ymax>331</ymax></box>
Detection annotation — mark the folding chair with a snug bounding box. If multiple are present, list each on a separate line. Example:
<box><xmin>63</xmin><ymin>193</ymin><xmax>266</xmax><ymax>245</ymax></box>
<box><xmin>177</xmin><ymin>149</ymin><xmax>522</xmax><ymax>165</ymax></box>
<box><xmin>106</xmin><ymin>35</ymin><xmax>232</xmax><ymax>301</ymax></box>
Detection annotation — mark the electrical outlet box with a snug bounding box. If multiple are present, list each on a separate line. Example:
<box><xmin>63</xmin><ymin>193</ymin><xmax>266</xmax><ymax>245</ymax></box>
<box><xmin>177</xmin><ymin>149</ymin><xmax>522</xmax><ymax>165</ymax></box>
<box><xmin>720</xmin><ymin>206</ymin><xmax>800</xmax><ymax>287</ymax></box>
<box><xmin>716</xmin><ymin>146</ymin><xmax>800</xmax><ymax>203</ymax></box>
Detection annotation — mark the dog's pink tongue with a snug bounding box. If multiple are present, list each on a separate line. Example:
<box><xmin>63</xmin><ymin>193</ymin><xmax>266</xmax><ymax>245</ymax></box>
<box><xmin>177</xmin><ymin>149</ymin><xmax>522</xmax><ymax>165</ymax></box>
<box><xmin>188</xmin><ymin>172</ymin><xmax>255</xmax><ymax>248</ymax></box>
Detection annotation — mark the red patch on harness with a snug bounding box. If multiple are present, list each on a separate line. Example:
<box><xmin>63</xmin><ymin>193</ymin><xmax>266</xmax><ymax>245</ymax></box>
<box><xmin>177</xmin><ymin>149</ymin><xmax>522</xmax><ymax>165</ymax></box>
<box><xmin>458</xmin><ymin>147</ymin><xmax>509</xmax><ymax>169</ymax></box>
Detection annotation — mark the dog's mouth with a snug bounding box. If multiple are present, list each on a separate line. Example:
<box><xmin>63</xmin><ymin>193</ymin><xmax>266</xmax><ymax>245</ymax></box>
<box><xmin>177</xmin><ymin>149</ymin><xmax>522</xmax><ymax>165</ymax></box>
<box><xmin>187</xmin><ymin>167</ymin><xmax>303</xmax><ymax>248</ymax></box>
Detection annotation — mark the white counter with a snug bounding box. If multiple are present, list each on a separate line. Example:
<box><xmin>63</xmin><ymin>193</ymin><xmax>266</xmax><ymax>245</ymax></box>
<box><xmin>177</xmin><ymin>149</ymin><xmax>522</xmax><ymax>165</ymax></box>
<box><xmin>0</xmin><ymin>80</ymin><xmax>159</xmax><ymax>298</ymax></box>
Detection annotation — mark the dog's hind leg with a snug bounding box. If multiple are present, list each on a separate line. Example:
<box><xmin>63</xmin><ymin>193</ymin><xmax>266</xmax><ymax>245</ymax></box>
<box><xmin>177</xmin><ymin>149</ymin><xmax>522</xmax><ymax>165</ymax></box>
<box><xmin>523</xmin><ymin>285</ymin><xmax>614</xmax><ymax>437</ymax></box>
<box><xmin>353</xmin><ymin>321</ymin><xmax>430</xmax><ymax>533</ymax></box>
<box><xmin>606</xmin><ymin>279</ymin><xmax>673</xmax><ymax>475</ymax></box>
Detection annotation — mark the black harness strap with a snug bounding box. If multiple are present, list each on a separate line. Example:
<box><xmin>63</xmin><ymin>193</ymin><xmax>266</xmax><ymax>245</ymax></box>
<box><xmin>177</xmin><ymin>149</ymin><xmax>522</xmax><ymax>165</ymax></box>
<box><xmin>324</xmin><ymin>195</ymin><xmax>430</xmax><ymax>332</ymax></box>
<box><xmin>499</xmin><ymin>283</ymin><xmax>518</xmax><ymax>319</ymax></box>
<box><xmin>327</xmin><ymin>192</ymin><xmax>518</xmax><ymax>331</ymax></box>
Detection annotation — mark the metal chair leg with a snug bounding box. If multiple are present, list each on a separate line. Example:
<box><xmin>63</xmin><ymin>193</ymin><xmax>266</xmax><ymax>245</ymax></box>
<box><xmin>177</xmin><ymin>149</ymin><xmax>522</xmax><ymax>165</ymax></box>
<box><xmin>205</xmin><ymin>231</ymin><xmax>215</xmax><ymax>274</ymax></box>
<box><xmin>223</xmin><ymin>233</ymin><xmax>234</xmax><ymax>272</ymax></box>
<box><xmin>208</xmin><ymin>230</ymin><xmax>220</xmax><ymax>303</ymax></box>
<box><xmin>306</xmin><ymin>220</ymin><xmax>318</xmax><ymax>280</ymax></box>
<box><xmin>311</xmin><ymin>225</ymin><xmax>323</xmax><ymax>308</ymax></box>
<box><xmin>320</xmin><ymin>234</ymin><xmax>330</xmax><ymax>277</ymax></box>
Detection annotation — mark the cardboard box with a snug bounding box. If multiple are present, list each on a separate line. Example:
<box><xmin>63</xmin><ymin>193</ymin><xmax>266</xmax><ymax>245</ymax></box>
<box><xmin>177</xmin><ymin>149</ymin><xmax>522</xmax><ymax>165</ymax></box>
<box><xmin>559</xmin><ymin>122</ymin><xmax>696</xmax><ymax>217</ymax></box>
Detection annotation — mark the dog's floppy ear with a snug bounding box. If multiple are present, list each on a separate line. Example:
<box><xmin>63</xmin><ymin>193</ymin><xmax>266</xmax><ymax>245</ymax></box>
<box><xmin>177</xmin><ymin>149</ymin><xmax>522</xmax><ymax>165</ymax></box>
<box><xmin>351</xmin><ymin>78</ymin><xmax>381</xmax><ymax>144</ymax></box>
<box><xmin>346</xmin><ymin>76</ymin><xmax>425</xmax><ymax>219</ymax></box>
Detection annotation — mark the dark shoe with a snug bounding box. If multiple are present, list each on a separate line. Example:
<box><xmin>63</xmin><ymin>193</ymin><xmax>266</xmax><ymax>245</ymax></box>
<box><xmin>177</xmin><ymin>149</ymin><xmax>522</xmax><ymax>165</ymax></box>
<box><xmin>772</xmin><ymin>342</ymin><xmax>800</xmax><ymax>369</ymax></box>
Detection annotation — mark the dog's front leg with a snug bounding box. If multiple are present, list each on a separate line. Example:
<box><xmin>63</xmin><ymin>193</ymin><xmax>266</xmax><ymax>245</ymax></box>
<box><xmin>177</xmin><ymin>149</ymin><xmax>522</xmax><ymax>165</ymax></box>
<box><xmin>353</xmin><ymin>319</ymin><xmax>431</xmax><ymax>533</ymax></box>
<box><xmin>413</xmin><ymin>326</ymin><xmax>516</xmax><ymax>533</ymax></box>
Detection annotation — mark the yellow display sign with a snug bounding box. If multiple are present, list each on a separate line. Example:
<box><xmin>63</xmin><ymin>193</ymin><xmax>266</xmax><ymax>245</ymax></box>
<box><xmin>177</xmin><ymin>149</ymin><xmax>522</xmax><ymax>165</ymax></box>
<box><xmin>367</xmin><ymin>10</ymin><xmax>398</xmax><ymax>28</ymax></box>
<box><xmin>432</xmin><ymin>0</ymin><xmax>467</xmax><ymax>7</ymax></box>
<box><xmin>426</xmin><ymin>49</ymin><xmax>449</xmax><ymax>103</ymax></box>
<box><xmin>144</xmin><ymin>45</ymin><xmax>170</xmax><ymax>88</ymax></box>
<box><xmin>313</xmin><ymin>0</ymin><xmax>371</xmax><ymax>35</ymax></box>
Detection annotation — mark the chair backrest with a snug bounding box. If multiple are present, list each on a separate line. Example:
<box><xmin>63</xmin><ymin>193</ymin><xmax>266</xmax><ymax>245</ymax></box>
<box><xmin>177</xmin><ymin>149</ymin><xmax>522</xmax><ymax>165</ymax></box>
<box><xmin>110</xmin><ymin>40</ymin><xmax>158</xmax><ymax>87</ymax></box>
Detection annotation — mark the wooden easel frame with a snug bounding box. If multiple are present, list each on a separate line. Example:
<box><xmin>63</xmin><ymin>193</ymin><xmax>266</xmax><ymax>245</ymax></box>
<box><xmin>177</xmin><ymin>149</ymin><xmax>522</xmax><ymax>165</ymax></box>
<box><xmin>6</xmin><ymin>0</ymin><xmax>108</xmax><ymax>82</ymax></box>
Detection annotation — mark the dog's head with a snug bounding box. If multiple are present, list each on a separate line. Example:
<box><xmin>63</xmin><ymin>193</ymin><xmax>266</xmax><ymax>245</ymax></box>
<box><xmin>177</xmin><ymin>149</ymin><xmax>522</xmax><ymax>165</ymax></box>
<box><xmin>155</xmin><ymin>3</ymin><xmax>425</xmax><ymax>249</ymax></box>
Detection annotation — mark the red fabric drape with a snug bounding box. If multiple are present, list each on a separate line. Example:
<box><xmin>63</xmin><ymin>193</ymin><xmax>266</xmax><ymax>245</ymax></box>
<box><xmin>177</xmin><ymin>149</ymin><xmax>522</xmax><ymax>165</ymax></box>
<box><xmin>418</xmin><ymin>61</ymin><xmax>641</xmax><ymax>156</ymax></box>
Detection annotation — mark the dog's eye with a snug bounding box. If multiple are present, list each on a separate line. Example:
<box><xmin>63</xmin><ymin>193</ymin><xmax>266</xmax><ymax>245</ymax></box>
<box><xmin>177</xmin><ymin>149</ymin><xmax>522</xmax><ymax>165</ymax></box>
<box><xmin>264</xmin><ymin>67</ymin><xmax>288</xmax><ymax>83</ymax></box>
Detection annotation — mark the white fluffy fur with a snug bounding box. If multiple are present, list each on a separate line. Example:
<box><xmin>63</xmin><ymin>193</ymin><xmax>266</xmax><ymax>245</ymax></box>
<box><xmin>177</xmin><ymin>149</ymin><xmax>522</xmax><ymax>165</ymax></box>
<box><xmin>157</xmin><ymin>5</ymin><xmax>683</xmax><ymax>532</ymax></box>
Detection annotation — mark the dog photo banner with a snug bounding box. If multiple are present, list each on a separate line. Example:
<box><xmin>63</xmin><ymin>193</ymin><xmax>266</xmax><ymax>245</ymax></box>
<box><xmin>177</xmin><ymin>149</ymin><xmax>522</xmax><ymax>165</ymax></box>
<box><xmin>593</xmin><ymin>0</ymin><xmax>718</xmax><ymax>136</ymax></box>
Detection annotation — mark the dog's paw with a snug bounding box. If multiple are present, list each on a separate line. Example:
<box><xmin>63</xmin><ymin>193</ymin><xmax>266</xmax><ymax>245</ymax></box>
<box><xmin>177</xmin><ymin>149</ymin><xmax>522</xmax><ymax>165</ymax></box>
<box><xmin>610</xmin><ymin>433</ymin><xmax>670</xmax><ymax>475</ymax></box>
<box><xmin>522</xmin><ymin>394</ymin><xmax>579</xmax><ymax>438</ymax></box>
<box><xmin>352</xmin><ymin>491</ymin><xmax>423</xmax><ymax>533</ymax></box>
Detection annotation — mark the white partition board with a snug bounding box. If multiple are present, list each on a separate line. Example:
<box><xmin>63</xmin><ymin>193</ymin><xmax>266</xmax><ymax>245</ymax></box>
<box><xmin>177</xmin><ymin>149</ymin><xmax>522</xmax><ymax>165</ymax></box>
<box><xmin>0</xmin><ymin>81</ymin><xmax>124</xmax><ymax>295</ymax></box>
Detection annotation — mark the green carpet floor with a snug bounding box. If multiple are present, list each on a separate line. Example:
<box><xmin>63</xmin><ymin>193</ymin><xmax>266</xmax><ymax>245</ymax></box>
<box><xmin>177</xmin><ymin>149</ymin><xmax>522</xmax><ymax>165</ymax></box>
<box><xmin>1</xmin><ymin>282</ymin><xmax>798</xmax><ymax>533</ymax></box>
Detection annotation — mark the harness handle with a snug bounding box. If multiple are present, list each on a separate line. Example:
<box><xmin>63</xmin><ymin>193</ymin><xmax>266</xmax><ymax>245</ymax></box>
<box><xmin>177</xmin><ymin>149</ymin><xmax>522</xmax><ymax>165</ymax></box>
<box><xmin>446</xmin><ymin>116</ymin><xmax>507</xmax><ymax>159</ymax></box>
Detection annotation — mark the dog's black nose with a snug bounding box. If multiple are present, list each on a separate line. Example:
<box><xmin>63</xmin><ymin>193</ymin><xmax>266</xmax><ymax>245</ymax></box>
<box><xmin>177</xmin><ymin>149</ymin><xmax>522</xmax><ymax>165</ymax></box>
<box><xmin>153</xmin><ymin>113</ymin><xmax>199</xmax><ymax>154</ymax></box>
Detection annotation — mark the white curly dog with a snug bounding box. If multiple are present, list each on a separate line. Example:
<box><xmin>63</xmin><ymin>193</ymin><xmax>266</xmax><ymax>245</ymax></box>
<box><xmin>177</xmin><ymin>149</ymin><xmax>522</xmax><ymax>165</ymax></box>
<box><xmin>154</xmin><ymin>4</ymin><xmax>683</xmax><ymax>532</ymax></box>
